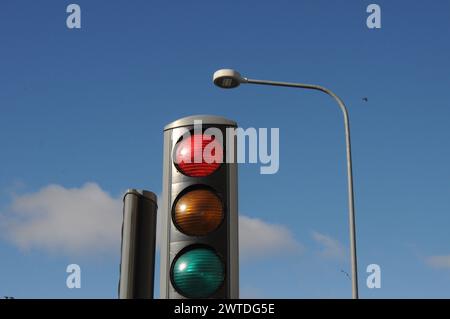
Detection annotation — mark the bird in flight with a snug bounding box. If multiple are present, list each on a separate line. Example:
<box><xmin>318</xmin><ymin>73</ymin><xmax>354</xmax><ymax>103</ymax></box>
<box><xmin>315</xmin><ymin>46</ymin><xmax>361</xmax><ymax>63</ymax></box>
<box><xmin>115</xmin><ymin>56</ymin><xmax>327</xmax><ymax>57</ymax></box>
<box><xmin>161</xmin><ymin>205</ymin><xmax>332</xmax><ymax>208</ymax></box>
<box><xmin>362</xmin><ymin>97</ymin><xmax>368</xmax><ymax>102</ymax></box>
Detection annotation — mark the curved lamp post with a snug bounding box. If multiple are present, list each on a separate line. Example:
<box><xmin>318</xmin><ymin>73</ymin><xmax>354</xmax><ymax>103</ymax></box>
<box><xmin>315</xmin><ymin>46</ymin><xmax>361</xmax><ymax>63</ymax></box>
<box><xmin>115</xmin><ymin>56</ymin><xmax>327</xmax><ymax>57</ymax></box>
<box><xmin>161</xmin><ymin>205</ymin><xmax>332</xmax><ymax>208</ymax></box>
<box><xmin>213</xmin><ymin>69</ymin><xmax>359</xmax><ymax>299</ymax></box>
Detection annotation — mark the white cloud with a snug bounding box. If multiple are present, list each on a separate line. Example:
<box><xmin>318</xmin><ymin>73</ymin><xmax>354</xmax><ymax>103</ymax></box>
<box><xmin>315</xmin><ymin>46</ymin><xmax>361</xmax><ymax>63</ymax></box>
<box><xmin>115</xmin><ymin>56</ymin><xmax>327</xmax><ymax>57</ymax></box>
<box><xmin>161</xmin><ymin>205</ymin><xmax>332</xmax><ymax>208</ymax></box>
<box><xmin>311</xmin><ymin>231</ymin><xmax>346</xmax><ymax>260</ymax></box>
<box><xmin>425</xmin><ymin>255</ymin><xmax>450</xmax><ymax>269</ymax></box>
<box><xmin>0</xmin><ymin>183</ymin><xmax>302</xmax><ymax>261</ymax></box>
<box><xmin>0</xmin><ymin>183</ymin><xmax>122</xmax><ymax>255</ymax></box>
<box><xmin>239</xmin><ymin>215</ymin><xmax>303</xmax><ymax>260</ymax></box>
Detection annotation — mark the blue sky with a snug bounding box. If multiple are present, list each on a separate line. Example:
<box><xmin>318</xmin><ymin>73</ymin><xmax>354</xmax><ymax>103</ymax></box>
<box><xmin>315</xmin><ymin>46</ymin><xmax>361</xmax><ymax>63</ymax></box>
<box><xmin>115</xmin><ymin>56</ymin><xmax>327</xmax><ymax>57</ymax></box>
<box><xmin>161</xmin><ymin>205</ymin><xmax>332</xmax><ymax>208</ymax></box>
<box><xmin>1</xmin><ymin>0</ymin><xmax>450</xmax><ymax>298</ymax></box>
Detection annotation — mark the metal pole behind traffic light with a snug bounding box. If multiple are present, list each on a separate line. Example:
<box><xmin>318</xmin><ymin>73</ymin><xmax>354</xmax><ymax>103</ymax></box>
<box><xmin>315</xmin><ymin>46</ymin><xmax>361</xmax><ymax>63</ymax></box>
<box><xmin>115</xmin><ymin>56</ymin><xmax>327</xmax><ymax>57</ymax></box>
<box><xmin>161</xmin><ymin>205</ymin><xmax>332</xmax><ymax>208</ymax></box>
<box><xmin>119</xmin><ymin>189</ymin><xmax>158</xmax><ymax>299</ymax></box>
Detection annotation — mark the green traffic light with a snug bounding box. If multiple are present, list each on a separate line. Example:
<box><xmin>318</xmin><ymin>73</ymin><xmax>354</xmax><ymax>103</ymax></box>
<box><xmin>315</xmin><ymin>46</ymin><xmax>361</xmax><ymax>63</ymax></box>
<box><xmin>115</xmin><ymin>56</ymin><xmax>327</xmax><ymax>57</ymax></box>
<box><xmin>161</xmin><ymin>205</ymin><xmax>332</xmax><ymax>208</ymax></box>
<box><xmin>171</xmin><ymin>247</ymin><xmax>225</xmax><ymax>298</ymax></box>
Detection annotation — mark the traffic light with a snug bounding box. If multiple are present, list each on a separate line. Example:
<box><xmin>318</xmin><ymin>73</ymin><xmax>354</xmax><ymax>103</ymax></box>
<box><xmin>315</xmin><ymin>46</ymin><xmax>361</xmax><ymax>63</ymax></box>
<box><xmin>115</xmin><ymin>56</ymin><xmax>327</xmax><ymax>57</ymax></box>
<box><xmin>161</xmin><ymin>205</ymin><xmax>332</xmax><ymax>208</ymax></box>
<box><xmin>160</xmin><ymin>115</ymin><xmax>239</xmax><ymax>299</ymax></box>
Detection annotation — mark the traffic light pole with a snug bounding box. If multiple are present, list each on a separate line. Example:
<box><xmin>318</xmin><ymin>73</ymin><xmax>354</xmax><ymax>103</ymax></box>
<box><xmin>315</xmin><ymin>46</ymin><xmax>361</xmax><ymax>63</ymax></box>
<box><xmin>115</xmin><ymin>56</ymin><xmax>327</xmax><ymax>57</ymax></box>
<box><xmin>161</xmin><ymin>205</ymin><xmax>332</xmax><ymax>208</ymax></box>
<box><xmin>213</xmin><ymin>69</ymin><xmax>359</xmax><ymax>299</ymax></box>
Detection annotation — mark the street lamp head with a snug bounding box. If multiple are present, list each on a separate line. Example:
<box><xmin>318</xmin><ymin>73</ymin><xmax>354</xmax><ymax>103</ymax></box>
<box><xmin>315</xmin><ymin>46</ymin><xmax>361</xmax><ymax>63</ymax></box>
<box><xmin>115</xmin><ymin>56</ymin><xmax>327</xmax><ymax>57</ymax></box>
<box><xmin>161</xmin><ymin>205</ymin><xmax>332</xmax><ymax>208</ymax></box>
<box><xmin>213</xmin><ymin>69</ymin><xmax>245</xmax><ymax>89</ymax></box>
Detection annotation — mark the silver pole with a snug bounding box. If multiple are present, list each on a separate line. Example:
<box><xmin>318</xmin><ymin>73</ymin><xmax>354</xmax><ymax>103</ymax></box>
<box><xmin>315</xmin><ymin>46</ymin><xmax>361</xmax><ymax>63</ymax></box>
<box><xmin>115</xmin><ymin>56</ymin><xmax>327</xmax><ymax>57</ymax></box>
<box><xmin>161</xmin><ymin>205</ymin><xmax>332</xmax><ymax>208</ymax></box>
<box><xmin>119</xmin><ymin>189</ymin><xmax>158</xmax><ymax>299</ymax></box>
<box><xmin>245</xmin><ymin>78</ymin><xmax>359</xmax><ymax>299</ymax></box>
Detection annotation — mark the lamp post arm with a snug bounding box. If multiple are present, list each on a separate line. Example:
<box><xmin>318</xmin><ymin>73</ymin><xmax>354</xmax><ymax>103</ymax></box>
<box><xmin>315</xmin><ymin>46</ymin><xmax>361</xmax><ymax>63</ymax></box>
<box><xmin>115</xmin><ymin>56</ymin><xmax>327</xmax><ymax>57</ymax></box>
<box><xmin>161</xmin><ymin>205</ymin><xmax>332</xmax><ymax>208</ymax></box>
<box><xmin>245</xmin><ymin>77</ymin><xmax>359</xmax><ymax>299</ymax></box>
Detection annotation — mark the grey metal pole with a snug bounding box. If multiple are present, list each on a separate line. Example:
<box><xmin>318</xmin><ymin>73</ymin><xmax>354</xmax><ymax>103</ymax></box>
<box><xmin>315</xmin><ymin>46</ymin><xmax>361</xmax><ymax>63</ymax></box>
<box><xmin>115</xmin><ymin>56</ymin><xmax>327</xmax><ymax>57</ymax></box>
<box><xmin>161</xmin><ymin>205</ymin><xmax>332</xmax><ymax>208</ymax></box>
<box><xmin>245</xmin><ymin>78</ymin><xmax>359</xmax><ymax>299</ymax></box>
<box><xmin>119</xmin><ymin>189</ymin><xmax>158</xmax><ymax>299</ymax></box>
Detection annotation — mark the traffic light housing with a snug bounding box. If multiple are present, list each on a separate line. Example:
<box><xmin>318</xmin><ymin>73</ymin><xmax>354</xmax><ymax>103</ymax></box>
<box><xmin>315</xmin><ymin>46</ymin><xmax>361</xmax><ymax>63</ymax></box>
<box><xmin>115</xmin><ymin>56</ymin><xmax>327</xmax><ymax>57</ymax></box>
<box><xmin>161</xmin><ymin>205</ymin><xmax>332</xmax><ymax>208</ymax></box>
<box><xmin>160</xmin><ymin>115</ymin><xmax>239</xmax><ymax>299</ymax></box>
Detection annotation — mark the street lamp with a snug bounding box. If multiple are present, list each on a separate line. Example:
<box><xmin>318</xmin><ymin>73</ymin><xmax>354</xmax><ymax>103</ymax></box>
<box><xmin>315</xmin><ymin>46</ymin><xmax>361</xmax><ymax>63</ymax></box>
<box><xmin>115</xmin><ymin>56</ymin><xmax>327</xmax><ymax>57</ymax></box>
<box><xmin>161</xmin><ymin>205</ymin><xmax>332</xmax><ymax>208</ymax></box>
<box><xmin>213</xmin><ymin>68</ymin><xmax>359</xmax><ymax>299</ymax></box>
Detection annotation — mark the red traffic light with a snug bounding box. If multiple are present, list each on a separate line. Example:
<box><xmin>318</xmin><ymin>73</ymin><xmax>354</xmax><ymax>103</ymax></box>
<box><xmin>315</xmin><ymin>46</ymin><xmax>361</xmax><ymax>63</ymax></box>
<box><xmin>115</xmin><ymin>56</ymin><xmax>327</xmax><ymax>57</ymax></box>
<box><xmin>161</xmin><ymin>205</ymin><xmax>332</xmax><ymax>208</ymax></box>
<box><xmin>174</xmin><ymin>133</ymin><xmax>223</xmax><ymax>177</ymax></box>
